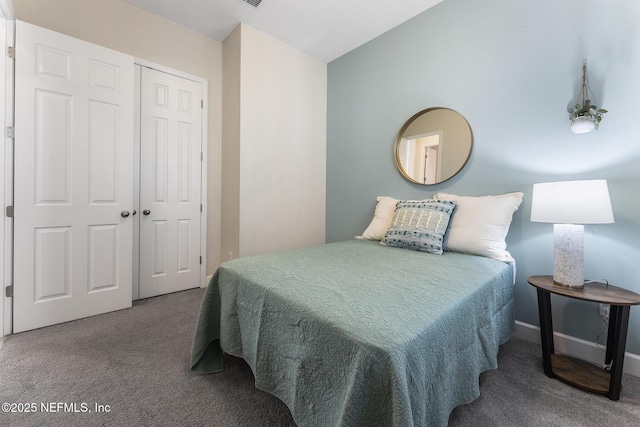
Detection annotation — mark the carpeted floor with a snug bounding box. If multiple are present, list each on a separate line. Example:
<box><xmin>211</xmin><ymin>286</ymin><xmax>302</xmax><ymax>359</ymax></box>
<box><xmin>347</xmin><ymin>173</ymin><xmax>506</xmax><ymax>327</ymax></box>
<box><xmin>0</xmin><ymin>288</ymin><xmax>638</xmax><ymax>426</ymax></box>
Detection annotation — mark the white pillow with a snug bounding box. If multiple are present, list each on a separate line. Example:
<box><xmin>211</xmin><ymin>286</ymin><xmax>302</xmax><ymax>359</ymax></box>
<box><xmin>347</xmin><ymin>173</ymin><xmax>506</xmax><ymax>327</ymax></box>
<box><xmin>434</xmin><ymin>192</ymin><xmax>523</xmax><ymax>262</ymax></box>
<box><xmin>356</xmin><ymin>196</ymin><xmax>398</xmax><ymax>240</ymax></box>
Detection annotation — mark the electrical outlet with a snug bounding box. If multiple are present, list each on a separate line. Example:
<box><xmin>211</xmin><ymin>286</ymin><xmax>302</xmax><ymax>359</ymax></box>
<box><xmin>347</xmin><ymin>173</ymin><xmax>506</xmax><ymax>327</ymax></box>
<box><xmin>228</xmin><ymin>251</ymin><xmax>233</xmax><ymax>261</ymax></box>
<box><xmin>599</xmin><ymin>303</ymin><xmax>610</xmax><ymax>320</ymax></box>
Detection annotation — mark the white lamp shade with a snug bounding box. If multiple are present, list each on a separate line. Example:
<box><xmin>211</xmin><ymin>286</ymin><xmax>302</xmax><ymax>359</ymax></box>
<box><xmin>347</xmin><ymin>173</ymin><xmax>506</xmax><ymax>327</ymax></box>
<box><xmin>531</xmin><ymin>180</ymin><xmax>614</xmax><ymax>224</ymax></box>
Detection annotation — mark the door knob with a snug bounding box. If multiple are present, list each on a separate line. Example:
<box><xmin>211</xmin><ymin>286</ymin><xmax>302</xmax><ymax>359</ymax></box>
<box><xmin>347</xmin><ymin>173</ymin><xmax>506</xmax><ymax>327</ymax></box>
<box><xmin>121</xmin><ymin>210</ymin><xmax>130</xmax><ymax>218</ymax></box>
<box><xmin>143</xmin><ymin>209</ymin><xmax>151</xmax><ymax>215</ymax></box>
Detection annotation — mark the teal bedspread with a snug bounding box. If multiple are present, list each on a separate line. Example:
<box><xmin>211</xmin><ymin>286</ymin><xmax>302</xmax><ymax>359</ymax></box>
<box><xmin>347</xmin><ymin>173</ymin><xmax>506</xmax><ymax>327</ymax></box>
<box><xmin>191</xmin><ymin>240</ymin><xmax>515</xmax><ymax>427</ymax></box>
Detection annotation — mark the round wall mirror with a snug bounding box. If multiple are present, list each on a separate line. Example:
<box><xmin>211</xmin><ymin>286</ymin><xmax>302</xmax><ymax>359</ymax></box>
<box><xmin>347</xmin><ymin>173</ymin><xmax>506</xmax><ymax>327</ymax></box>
<box><xmin>394</xmin><ymin>107</ymin><xmax>473</xmax><ymax>185</ymax></box>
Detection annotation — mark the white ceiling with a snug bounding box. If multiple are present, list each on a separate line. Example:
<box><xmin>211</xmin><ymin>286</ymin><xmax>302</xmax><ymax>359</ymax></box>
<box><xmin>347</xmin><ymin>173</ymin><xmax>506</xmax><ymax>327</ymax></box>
<box><xmin>123</xmin><ymin>0</ymin><xmax>444</xmax><ymax>63</ymax></box>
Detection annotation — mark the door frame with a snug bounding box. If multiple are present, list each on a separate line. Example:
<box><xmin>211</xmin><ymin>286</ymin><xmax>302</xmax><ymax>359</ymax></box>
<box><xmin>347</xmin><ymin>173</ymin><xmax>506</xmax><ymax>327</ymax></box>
<box><xmin>133</xmin><ymin>58</ymin><xmax>208</xmax><ymax>300</ymax></box>
<box><xmin>0</xmin><ymin>0</ymin><xmax>13</xmax><ymax>338</ymax></box>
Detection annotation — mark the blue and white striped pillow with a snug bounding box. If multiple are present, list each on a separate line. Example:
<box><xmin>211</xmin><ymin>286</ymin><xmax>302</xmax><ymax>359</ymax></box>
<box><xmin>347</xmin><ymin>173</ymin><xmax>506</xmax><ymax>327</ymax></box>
<box><xmin>380</xmin><ymin>200</ymin><xmax>456</xmax><ymax>255</ymax></box>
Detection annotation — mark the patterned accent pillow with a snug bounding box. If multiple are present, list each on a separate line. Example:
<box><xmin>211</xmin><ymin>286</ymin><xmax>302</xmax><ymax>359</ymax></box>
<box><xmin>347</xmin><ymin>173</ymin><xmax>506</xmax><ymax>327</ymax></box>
<box><xmin>380</xmin><ymin>200</ymin><xmax>457</xmax><ymax>254</ymax></box>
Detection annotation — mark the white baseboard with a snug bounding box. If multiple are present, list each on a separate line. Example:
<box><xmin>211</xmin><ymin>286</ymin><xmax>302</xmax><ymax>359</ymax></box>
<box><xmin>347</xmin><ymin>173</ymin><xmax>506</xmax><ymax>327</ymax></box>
<box><xmin>512</xmin><ymin>320</ymin><xmax>640</xmax><ymax>378</ymax></box>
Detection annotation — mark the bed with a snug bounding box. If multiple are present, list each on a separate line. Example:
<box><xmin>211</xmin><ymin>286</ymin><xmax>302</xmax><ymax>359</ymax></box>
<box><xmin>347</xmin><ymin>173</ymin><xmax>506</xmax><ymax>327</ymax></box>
<box><xmin>190</xmin><ymin>239</ymin><xmax>516</xmax><ymax>426</ymax></box>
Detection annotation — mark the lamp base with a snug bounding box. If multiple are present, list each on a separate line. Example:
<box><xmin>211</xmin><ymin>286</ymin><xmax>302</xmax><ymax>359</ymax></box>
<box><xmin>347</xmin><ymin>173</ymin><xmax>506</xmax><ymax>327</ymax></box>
<box><xmin>553</xmin><ymin>224</ymin><xmax>584</xmax><ymax>288</ymax></box>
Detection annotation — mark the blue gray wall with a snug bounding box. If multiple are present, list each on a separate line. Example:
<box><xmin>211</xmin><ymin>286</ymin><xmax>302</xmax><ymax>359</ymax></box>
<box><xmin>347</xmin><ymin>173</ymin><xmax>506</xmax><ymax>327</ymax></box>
<box><xmin>326</xmin><ymin>0</ymin><xmax>640</xmax><ymax>354</ymax></box>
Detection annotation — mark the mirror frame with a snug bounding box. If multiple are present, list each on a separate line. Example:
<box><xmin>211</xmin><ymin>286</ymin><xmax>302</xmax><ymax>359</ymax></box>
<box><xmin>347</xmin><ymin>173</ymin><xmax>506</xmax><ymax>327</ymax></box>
<box><xmin>394</xmin><ymin>107</ymin><xmax>473</xmax><ymax>185</ymax></box>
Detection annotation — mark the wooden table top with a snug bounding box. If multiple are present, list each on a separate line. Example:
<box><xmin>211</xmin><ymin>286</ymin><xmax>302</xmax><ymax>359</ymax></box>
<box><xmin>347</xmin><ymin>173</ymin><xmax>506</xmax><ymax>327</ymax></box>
<box><xmin>528</xmin><ymin>275</ymin><xmax>640</xmax><ymax>306</ymax></box>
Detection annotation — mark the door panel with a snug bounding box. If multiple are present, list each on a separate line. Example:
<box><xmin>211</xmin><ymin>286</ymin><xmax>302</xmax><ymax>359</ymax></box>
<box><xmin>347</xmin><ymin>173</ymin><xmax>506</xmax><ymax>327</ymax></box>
<box><xmin>88</xmin><ymin>101</ymin><xmax>119</xmax><ymax>203</ymax></box>
<box><xmin>138</xmin><ymin>67</ymin><xmax>202</xmax><ymax>299</ymax></box>
<box><xmin>88</xmin><ymin>224</ymin><xmax>118</xmax><ymax>292</ymax></box>
<box><xmin>35</xmin><ymin>90</ymin><xmax>71</xmax><ymax>203</ymax></box>
<box><xmin>14</xmin><ymin>21</ymin><xmax>134</xmax><ymax>332</ymax></box>
<box><xmin>34</xmin><ymin>227</ymin><xmax>71</xmax><ymax>301</ymax></box>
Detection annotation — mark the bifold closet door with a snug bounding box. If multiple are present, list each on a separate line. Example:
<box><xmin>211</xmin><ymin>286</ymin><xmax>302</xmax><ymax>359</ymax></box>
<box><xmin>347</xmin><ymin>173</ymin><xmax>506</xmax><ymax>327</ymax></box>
<box><xmin>138</xmin><ymin>67</ymin><xmax>202</xmax><ymax>299</ymax></box>
<box><xmin>13</xmin><ymin>21</ymin><xmax>134</xmax><ymax>332</ymax></box>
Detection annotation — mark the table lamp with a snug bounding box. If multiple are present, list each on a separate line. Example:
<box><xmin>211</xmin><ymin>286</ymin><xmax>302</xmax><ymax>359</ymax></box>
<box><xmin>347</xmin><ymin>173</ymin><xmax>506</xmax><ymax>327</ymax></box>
<box><xmin>530</xmin><ymin>180</ymin><xmax>614</xmax><ymax>287</ymax></box>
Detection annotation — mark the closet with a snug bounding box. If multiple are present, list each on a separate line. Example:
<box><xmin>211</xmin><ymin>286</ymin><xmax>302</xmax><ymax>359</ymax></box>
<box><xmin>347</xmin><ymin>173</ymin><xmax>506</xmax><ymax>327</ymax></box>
<box><xmin>12</xmin><ymin>21</ymin><xmax>206</xmax><ymax>332</ymax></box>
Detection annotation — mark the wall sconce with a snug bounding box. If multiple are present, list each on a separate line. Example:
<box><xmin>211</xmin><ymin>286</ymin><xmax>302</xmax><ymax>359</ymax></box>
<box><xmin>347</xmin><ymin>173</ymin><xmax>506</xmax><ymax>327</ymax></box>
<box><xmin>569</xmin><ymin>64</ymin><xmax>607</xmax><ymax>134</ymax></box>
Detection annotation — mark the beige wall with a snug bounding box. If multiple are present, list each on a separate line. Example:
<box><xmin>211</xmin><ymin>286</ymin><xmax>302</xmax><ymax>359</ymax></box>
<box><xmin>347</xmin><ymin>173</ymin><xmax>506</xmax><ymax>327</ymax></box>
<box><xmin>14</xmin><ymin>0</ymin><xmax>223</xmax><ymax>274</ymax></box>
<box><xmin>221</xmin><ymin>25</ymin><xmax>241</xmax><ymax>262</ymax></box>
<box><xmin>223</xmin><ymin>24</ymin><xmax>327</xmax><ymax>258</ymax></box>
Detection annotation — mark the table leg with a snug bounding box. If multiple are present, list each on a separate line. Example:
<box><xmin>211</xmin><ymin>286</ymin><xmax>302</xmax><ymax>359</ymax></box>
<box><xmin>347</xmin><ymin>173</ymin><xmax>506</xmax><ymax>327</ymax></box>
<box><xmin>537</xmin><ymin>289</ymin><xmax>554</xmax><ymax>378</ymax></box>
<box><xmin>607</xmin><ymin>305</ymin><xmax>630</xmax><ymax>401</ymax></box>
<box><xmin>605</xmin><ymin>305</ymin><xmax>620</xmax><ymax>365</ymax></box>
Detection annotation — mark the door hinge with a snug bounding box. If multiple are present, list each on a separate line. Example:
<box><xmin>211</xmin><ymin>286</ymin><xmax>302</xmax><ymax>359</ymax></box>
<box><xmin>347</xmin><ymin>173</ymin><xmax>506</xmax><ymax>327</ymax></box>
<box><xmin>5</xmin><ymin>285</ymin><xmax>13</xmax><ymax>298</ymax></box>
<box><xmin>6</xmin><ymin>126</ymin><xmax>14</xmax><ymax>139</ymax></box>
<box><xmin>201</xmin><ymin>152</ymin><xmax>203</xmax><ymax>161</ymax></box>
<box><xmin>201</xmin><ymin>100</ymin><xmax>204</xmax><ymax>109</ymax></box>
<box><xmin>5</xmin><ymin>205</ymin><xmax>13</xmax><ymax>218</ymax></box>
<box><xmin>199</xmin><ymin>256</ymin><xmax>202</xmax><ymax>265</ymax></box>
<box><xmin>200</xmin><ymin>204</ymin><xmax>202</xmax><ymax>212</ymax></box>
<box><xmin>6</xmin><ymin>46</ymin><xmax>14</xmax><ymax>59</ymax></box>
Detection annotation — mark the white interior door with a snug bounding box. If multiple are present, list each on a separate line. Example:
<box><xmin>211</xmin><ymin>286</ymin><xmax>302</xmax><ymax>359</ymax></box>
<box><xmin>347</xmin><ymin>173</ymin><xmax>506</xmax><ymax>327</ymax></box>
<box><xmin>424</xmin><ymin>146</ymin><xmax>438</xmax><ymax>184</ymax></box>
<box><xmin>13</xmin><ymin>21</ymin><xmax>134</xmax><ymax>332</ymax></box>
<box><xmin>138</xmin><ymin>67</ymin><xmax>202</xmax><ymax>299</ymax></box>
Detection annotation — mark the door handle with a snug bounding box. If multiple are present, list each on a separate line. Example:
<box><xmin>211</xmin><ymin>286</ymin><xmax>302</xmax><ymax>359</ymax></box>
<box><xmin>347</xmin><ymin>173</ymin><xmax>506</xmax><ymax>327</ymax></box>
<box><xmin>121</xmin><ymin>210</ymin><xmax>130</xmax><ymax>218</ymax></box>
<box><xmin>143</xmin><ymin>209</ymin><xmax>151</xmax><ymax>215</ymax></box>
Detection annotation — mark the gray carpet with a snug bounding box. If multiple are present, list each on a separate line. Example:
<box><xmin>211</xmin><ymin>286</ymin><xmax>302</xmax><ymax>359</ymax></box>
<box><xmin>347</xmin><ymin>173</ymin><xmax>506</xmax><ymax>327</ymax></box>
<box><xmin>0</xmin><ymin>288</ymin><xmax>638</xmax><ymax>427</ymax></box>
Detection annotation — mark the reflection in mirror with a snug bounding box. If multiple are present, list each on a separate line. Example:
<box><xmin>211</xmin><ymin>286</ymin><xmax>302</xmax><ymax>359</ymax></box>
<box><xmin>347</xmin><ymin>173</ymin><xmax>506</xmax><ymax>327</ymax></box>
<box><xmin>395</xmin><ymin>108</ymin><xmax>473</xmax><ymax>185</ymax></box>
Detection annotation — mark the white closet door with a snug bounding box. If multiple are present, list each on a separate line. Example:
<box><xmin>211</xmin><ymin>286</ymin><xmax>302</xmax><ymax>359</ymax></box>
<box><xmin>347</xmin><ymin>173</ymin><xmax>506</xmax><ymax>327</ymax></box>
<box><xmin>138</xmin><ymin>67</ymin><xmax>202</xmax><ymax>299</ymax></box>
<box><xmin>13</xmin><ymin>21</ymin><xmax>134</xmax><ymax>332</ymax></box>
